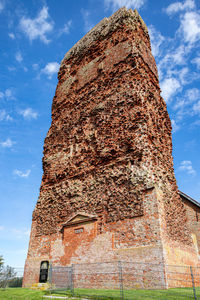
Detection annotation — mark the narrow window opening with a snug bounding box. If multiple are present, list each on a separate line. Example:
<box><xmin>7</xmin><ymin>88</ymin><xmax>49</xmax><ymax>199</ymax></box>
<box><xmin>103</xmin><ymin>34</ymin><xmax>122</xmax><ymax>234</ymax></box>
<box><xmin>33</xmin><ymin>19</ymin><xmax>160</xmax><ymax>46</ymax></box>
<box><xmin>196</xmin><ymin>211</ymin><xmax>199</xmax><ymax>222</ymax></box>
<box><xmin>75</xmin><ymin>227</ymin><xmax>84</xmax><ymax>234</ymax></box>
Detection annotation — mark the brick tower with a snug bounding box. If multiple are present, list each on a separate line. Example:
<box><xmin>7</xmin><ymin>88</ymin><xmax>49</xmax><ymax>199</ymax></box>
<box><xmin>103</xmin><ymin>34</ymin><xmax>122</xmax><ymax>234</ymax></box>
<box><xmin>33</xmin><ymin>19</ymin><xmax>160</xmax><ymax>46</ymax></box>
<box><xmin>23</xmin><ymin>7</ymin><xmax>199</xmax><ymax>287</ymax></box>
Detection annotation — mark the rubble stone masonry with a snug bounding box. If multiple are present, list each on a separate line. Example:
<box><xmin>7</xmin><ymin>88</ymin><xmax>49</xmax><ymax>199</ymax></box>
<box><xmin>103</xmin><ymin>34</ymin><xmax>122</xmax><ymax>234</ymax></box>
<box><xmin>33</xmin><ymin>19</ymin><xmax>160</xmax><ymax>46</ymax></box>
<box><xmin>23</xmin><ymin>8</ymin><xmax>199</xmax><ymax>288</ymax></box>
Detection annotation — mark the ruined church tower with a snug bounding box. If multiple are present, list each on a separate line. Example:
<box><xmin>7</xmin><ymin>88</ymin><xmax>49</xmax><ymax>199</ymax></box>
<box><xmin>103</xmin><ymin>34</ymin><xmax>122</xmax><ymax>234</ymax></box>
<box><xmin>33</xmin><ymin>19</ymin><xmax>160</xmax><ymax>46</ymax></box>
<box><xmin>23</xmin><ymin>8</ymin><xmax>199</xmax><ymax>287</ymax></box>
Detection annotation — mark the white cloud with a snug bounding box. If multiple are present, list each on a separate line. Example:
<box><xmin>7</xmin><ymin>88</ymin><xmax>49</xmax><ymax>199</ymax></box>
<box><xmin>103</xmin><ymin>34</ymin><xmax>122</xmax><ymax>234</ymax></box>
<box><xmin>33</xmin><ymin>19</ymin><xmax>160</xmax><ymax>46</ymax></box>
<box><xmin>7</xmin><ymin>66</ymin><xmax>16</xmax><ymax>72</ymax></box>
<box><xmin>172</xmin><ymin>45</ymin><xmax>186</xmax><ymax>65</ymax></box>
<box><xmin>0</xmin><ymin>138</ymin><xmax>15</xmax><ymax>148</ymax></box>
<box><xmin>0</xmin><ymin>110</ymin><xmax>13</xmax><ymax>121</ymax></box>
<box><xmin>193</xmin><ymin>100</ymin><xmax>200</xmax><ymax>113</ymax></box>
<box><xmin>0</xmin><ymin>88</ymin><xmax>16</xmax><ymax>100</ymax></box>
<box><xmin>8</xmin><ymin>33</ymin><xmax>15</xmax><ymax>39</ymax></box>
<box><xmin>11</xmin><ymin>228</ymin><xmax>30</xmax><ymax>238</ymax></box>
<box><xmin>19</xmin><ymin>108</ymin><xmax>38</xmax><ymax>120</ymax></box>
<box><xmin>3</xmin><ymin>88</ymin><xmax>15</xmax><ymax>100</ymax></box>
<box><xmin>148</xmin><ymin>25</ymin><xmax>165</xmax><ymax>57</ymax></box>
<box><xmin>157</xmin><ymin>46</ymin><xmax>190</xmax><ymax>82</ymax></box>
<box><xmin>192</xmin><ymin>56</ymin><xmax>200</xmax><ymax>69</ymax></box>
<box><xmin>165</xmin><ymin>0</ymin><xmax>195</xmax><ymax>15</ymax></box>
<box><xmin>13</xmin><ymin>169</ymin><xmax>31</xmax><ymax>178</ymax></box>
<box><xmin>19</xmin><ymin>6</ymin><xmax>53</xmax><ymax>44</ymax></box>
<box><xmin>186</xmin><ymin>88</ymin><xmax>200</xmax><ymax>103</ymax></box>
<box><xmin>160</xmin><ymin>77</ymin><xmax>181</xmax><ymax>103</ymax></box>
<box><xmin>174</xmin><ymin>88</ymin><xmax>200</xmax><ymax>115</ymax></box>
<box><xmin>81</xmin><ymin>9</ymin><xmax>94</xmax><ymax>33</ymax></box>
<box><xmin>15</xmin><ymin>51</ymin><xmax>23</xmax><ymax>63</ymax></box>
<box><xmin>178</xmin><ymin>67</ymin><xmax>189</xmax><ymax>84</ymax></box>
<box><xmin>6</xmin><ymin>115</ymin><xmax>12</xmax><ymax>121</ymax></box>
<box><xmin>171</xmin><ymin>119</ymin><xmax>180</xmax><ymax>133</ymax></box>
<box><xmin>104</xmin><ymin>0</ymin><xmax>146</xmax><ymax>11</ymax></box>
<box><xmin>0</xmin><ymin>227</ymin><xmax>30</xmax><ymax>239</ymax></box>
<box><xmin>41</xmin><ymin>62</ymin><xmax>59</xmax><ymax>79</ymax></box>
<box><xmin>59</xmin><ymin>20</ymin><xmax>72</xmax><ymax>36</ymax></box>
<box><xmin>179</xmin><ymin>11</ymin><xmax>200</xmax><ymax>44</ymax></box>
<box><xmin>160</xmin><ymin>46</ymin><xmax>188</xmax><ymax>67</ymax></box>
<box><xmin>5</xmin><ymin>89</ymin><xmax>12</xmax><ymax>98</ymax></box>
<box><xmin>32</xmin><ymin>63</ymin><xmax>39</xmax><ymax>70</ymax></box>
<box><xmin>149</xmin><ymin>1</ymin><xmax>200</xmax><ymax>129</ymax></box>
<box><xmin>178</xmin><ymin>160</ymin><xmax>196</xmax><ymax>175</ymax></box>
<box><xmin>0</xmin><ymin>0</ymin><xmax>4</xmax><ymax>13</ymax></box>
<box><xmin>191</xmin><ymin>119</ymin><xmax>200</xmax><ymax>126</ymax></box>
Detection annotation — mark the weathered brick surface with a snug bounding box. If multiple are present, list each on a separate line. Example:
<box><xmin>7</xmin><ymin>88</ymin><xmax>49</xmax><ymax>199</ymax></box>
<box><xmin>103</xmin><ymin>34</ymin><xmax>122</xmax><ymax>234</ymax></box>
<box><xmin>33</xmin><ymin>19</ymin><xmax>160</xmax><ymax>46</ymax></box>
<box><xmin>33</xmin><ymin>8</ymin><xmax>189</xmax><ymax>243</ymax></box>
<box><xmin>182</xmin><ymin>198</ymin><xmax>200</xmax><ymax>254</ymax></box>
<box><xmin>23</xmin><ymin>8</ymin><xmax>199</xmax><ymax>288</ymax></box>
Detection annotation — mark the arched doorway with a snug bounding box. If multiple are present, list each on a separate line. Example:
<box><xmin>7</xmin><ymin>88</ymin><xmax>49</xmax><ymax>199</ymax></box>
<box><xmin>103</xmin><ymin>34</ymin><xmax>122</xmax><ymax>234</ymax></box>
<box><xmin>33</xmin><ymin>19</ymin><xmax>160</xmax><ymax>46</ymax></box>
<box><xmin>39</xmin><ymin>261</ymin><xmax>49</xmax><ymax>283</ymax></box>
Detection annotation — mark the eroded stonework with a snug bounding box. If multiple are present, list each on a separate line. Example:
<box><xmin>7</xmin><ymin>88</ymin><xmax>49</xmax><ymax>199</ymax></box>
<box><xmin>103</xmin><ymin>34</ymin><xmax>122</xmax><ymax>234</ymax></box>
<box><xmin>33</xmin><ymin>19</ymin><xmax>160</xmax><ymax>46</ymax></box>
<box><xmin>23</xmin><ymin>8</ymin><xmax>200</xmax><ymax>288</ymax></box>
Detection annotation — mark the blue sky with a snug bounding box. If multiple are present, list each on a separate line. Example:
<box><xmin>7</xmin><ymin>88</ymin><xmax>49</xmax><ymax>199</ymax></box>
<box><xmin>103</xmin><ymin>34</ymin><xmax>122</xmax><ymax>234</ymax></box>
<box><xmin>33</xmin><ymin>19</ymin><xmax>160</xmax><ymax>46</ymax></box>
<box><xmin>0</xmin><ymin>0</ymin><xmax>200</xmax><ymax>268</ymax></box>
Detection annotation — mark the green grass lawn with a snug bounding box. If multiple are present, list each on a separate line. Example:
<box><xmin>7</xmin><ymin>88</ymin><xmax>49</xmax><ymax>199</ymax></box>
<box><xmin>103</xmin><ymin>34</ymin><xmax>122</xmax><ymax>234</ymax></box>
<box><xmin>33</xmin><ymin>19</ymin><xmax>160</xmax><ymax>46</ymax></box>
<box><xmin>0</xmin><ymin>287</ymin><xmax>199</xmax><ymax>300</ymax></box>
<box><xmin>53</xmin><ymin>287</ymin><xmax>200</xmax><ymax>299</ymax></box>
<box><xmin>0</xmin><ymin>288</ymin><xmax>46</xmax><ymax>300</ymax></box>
